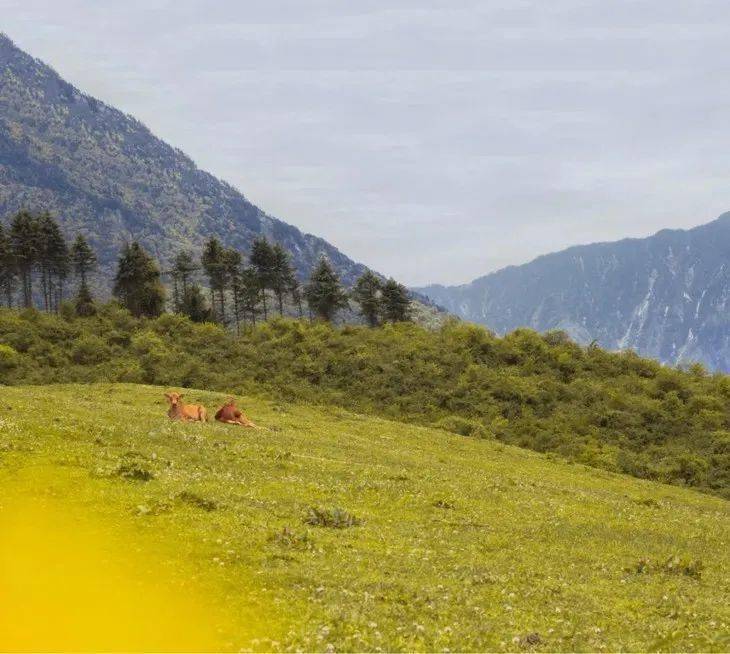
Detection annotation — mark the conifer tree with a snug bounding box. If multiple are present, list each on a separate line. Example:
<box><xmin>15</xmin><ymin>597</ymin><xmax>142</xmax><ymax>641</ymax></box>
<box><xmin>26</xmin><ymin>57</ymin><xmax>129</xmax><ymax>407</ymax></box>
<box><xmin>224</xmin><ymin>248</ymin><xmax>243</xmax><ymax>334</ymax></box>
<box><xmin>271</xmin><ymin>243</ymin><xmax>296</xmax><ymax>315</ymax></box>
<box><xmin>37</xmin><ymin>213</ymin><xmax>70</xmax><ymax>312</ymax></box>
<box><xmin>201</xmin><ymin>238</ymin><xmax>228</xmax><ymax>322</ymax></box>
<box><xmin>239</xmin><ymin>267</ymin><xmax>261</xmax><ymax>327</ymax></box>
<box><xmin>0</xmin><ymin>224</ymin><xmax>16</xmax><ymax>308</ymax></box>
<box><xmin>178</xmin><ymin>284</ymin><xmax>211</xmax><ymax>323</ymax></box>
<box><xmin>113</xmin><ymin>242</ymin><xmax>166</xmax><ymax>318</ymax></box>
<box><xmin>71</xmin><ymin>234</ymin><xmax>97</xmax><ymax>317</ymax></box>
<box><xmin>9</xmin><ymin>210</ymin><xmax>39</xmax><ymax>308</ymax></box>
<box><xmin>289</xmin><ymin>276</ymin><xmax>304</xmax><ymax>318</ymax></box>
<box><xmin>71</xmin><ymin>235</ymin><xmax>97</xmax><ymax>284</ymax></box>
<box><xmin>171</xmin><ymin>250</ymin><xmax>197</xmax><ymax>313</ymax></box>
<box><xmin>381</xmin><ymin>278</ymin><xmax>412</xmax><ymax>323</ymax></box>
<box><xmin>352</xmin><ymin>270</ymin><xmax>383</xmax><ymax>327</ymax></box>
<box><xmin>250</xmin><ymin>237</ymin><xmax>274</xmax><ymax>320</ymax></box>
<box><xmin>304</xmin><ymin>256</ymin><xmax>349</xmax><ymax>322</ymax></box>
<box><xmin>74</xmin><ymin>280</ymin><xmax>96</xmax><ymax>317</ymax></box>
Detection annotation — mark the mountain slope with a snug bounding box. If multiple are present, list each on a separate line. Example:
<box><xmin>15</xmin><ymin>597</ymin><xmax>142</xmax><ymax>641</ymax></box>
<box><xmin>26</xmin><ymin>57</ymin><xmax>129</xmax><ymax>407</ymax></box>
<box><xmin>2</xmin><ymin>383</ymin><xmax>729</xmax><ymax>651</ymax></box>
<box><xmin>0</xmin><ymin>33</ymin><xmax>365</xmax><ymax>287</ymax></box>
<box><xmin>417</xmin><ymin>214</ymin><xmax>730</xmax><ymax>371</ymax></box>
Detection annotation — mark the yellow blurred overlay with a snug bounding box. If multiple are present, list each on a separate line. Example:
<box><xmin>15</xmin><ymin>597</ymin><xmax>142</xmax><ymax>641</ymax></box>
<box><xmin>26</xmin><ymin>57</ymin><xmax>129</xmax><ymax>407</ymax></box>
<box><xmin>0</xmin><ymin>467</ymin><xmax>261</xmax><ymax>652</ymax></box>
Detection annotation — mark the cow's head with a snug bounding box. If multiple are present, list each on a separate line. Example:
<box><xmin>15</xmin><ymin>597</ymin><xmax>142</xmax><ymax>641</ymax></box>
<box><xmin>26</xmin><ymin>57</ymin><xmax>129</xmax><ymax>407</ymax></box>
<box><xmin>164</xmin><ymin>392</ymin><xmax>183</xmax><ymax>407</ymax></box>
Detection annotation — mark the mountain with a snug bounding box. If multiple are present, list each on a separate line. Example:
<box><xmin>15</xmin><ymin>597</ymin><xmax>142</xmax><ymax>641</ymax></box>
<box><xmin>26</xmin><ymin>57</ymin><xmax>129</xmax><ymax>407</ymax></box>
<box><xmin>416</xmin><ymin>214</ymin><xmax>730</xmax><ymax>371</ymax></box>
<box><xmin>0</xmin><ymin>33</ymin><xmax>367</xmax><ymax>288</ymax></box>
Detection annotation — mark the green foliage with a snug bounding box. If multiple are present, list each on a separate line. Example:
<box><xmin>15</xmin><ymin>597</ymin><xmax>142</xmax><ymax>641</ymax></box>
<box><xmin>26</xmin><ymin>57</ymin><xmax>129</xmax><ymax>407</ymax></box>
<box><xmin>201</xmin><ymin>238</ymin><xmax>228</xmax><ymax>322</ymax></box>
<box><xmin>74</xmin><ymin>280</ymin><xmax>96</xmax><ymax>317</ymax></box>
<box><xmin>351</xmin><ymin>269</ymin><xmax>382</xmax><ymax>327</ymax></box>
<box><xmin>249</xmin><ymin>237</ymin><xmax>275</xmax><ymax>320</ymax></box>
<box><xmin>0</xmin><ymin>223</ymin><xmax>17</xmax><ymax>308</ymax></box>
<box><xmin>9</xmin><ymin>209</ymin><xmax>39</xmax><ymax>308</ymax></box>
<box><xmin>176</xmin><ymin>284</ymin><xmax>211</xmax><ymax>323</ymax></box>
<box><xmin>0</xmin><ymin>343</ymin><xmax>18</xmax><ymax>370</ymax></box>
<box><xmin>113</xmin><ymin>242</ymin><xmax>166</xmax><ymax>318</ymax></box>
<box><xmin>70</xmin><ymin>234</ymin><xmax>97</xmax><ymax>284</ymax></box>
<box><xmin>304</xmin><ymin>257</ymin><xmax>349</xmax><ymax>322</ymax></box>
<box><xmin>381</xmin><ymin>277</ymin><xmax>412</xmax><ymax>322</ymax></box>
<box><xmin>71</xmin><ymin>335</ymin><xmax>110</xmax><ymax>365</ymax></box>
<box><xmin>1</xmin><ymin>308</ymin><xmax>729</xmax><ymax>497</ymax></box>
<box><xmin>435</xmin><ymin>415</ymin><xmax>491</xmax><ymax>439</ymax></box>
<box><xmin>270</xmin><ymin>243</ymin><xmax>296</xmax><ymax>316</ymax></box>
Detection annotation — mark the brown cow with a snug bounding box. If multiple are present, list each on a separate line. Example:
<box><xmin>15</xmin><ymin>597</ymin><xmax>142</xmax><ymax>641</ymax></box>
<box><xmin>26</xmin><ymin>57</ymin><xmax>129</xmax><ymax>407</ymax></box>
<box><xmin>214</xmin><ymin>398</ymin><xmax>257</xmax><ymax>428</ymax></box>
<box><xmin>164</xmin><ymin>392</ymin><xmax>208</xmax><ymax>422</ymax></box>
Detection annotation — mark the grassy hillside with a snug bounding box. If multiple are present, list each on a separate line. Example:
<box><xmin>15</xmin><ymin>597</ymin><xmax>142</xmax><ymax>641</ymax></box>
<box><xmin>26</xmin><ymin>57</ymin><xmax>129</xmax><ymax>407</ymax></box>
<box><xmin>1</xmin><ymin>307</ymin><xmax>729</xmax><ymax>498</ymax></box>
<box><xmin>1</xmin><ymin>383</ymin><xmax>728</xmax><ymax>652</ymax></box>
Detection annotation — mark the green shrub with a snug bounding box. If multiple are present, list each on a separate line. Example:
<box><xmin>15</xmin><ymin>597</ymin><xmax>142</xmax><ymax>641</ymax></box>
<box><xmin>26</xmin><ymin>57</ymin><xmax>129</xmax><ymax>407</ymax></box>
<box><xmin>0</xmin><ymin>306</ymin><xmax>729</xmax><ymax>497</ymax></box>
<box><xmin>0</xmin><ymin>343</ymin><xmax>19</xmax><ymax>370</ymax></box>
<box><xmin>72</xmin><ymin>335</ymin><xmax>111</xmax><ymax>365</ymax></box>
<box><xmin>434</xmin><ymin>415</ymin><xmax>490</xmax><ymax>439</ymax></box>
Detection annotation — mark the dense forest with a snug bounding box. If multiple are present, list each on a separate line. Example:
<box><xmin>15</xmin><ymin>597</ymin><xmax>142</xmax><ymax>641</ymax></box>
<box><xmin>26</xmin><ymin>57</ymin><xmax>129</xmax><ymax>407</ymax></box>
<box><xmin>0</xmin><ymin>306</ymin><xmax>727</xmax><ymax>499</ymax></box>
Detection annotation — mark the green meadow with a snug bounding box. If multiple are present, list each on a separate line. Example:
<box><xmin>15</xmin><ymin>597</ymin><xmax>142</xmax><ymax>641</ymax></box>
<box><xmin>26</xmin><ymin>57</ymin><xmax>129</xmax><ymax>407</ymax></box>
<box><xmin>1</xmin><ymin>383</ymin><xmax>728</xmax><ymax>652</ymax></box>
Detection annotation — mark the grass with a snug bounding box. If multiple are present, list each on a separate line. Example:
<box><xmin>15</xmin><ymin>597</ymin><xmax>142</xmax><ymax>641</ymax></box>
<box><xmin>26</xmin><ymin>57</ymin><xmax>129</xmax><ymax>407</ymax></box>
<box><xmin>0</xmin><ymin>383</ymin><xmax>729</xmax><ymax>652</ymax></box>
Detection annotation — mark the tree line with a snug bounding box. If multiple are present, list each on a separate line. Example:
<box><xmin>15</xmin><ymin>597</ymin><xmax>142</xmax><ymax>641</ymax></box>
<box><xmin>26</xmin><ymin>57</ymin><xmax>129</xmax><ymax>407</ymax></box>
<box><xmin>0</xmin><ymin>210</ymin><xmax>412</xmax><ymax>327</ymax></box>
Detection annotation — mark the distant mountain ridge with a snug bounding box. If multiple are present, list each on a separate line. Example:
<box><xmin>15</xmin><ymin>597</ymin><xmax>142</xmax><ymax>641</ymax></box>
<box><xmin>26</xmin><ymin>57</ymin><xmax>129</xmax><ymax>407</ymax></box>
<box><xmin>417</xmin><ymin>214</ymin><xmax>730</xmax><ymax>371</ymax></box>
<box><xmin>0</xmin><ymin>33</ymin><xmax>367</xmax><ymax>289</ymax></box>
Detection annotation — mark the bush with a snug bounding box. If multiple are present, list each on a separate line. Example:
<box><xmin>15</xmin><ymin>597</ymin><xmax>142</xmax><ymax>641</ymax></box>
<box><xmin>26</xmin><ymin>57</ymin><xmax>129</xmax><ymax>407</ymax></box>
<box><xmin>71</xmin><ymin>336</ymin><xmax>110</xmax><ymax>365</ymax></box>
<box><xmin>0</xmin><ymin>306</ymin><xmax>728</xmax><ymax>497</ymax></box>
<box><xmin>434</xmin><ymin>415</ymin><xmax>490</xmax><ymax>439</ymax></box>
<box><xmin>0</xmin><ymin>343</ymin><xmax>19</xmax><ymax>370</ymax></box>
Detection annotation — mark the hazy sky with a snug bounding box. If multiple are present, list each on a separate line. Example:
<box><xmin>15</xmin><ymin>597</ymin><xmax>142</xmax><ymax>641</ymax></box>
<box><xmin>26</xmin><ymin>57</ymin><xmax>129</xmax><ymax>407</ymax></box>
<box><xmin>3</xmin><ymin>1</ymin><xmax>730</xmax><ymax>285</ymax></box>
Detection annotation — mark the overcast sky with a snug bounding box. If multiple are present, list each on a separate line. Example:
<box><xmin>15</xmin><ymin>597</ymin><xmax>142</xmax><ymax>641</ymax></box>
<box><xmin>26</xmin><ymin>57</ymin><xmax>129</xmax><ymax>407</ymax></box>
<box><xmin>3</xmin><ymin>1</ymin><xmax>730</xmax><ymax>285</ymax></box>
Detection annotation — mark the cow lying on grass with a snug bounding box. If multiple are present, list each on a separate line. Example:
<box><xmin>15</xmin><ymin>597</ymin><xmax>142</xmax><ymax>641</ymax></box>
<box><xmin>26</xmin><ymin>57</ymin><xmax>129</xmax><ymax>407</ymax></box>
<box><xmin>214</xmin><ymin>398</ymin><xmax>258</xmax><ymax>428</ymax></box>
<box><xmin>164</xmin><ymin>392</ymin><xmax>208</xmax><ymax>422</ymax></box>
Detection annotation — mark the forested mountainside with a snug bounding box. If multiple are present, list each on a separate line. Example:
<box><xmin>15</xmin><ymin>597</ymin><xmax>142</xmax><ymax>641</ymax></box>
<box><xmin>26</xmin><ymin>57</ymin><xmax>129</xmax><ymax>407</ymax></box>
<box><xmin>418</xmin><ymin>213</ymin><xmax>730</xmax><ymax>371</ymax></box>
<box><xmin>0</xmin><ymin>33</ymin><xmax>365</xmax><ymax>289</ymax></box>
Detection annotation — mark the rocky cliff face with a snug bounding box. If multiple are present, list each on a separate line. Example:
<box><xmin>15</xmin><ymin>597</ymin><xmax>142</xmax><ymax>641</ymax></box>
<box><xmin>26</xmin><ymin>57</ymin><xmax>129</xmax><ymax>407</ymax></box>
<box><xmin>0</xmin><ymin>33</ymin><xmax>366</xmax><ymax>288</ymax></box>
<box><xmin>417</xmin><ymin>214</ymin><xmax>730</xmax><ymax>371</ymax></box>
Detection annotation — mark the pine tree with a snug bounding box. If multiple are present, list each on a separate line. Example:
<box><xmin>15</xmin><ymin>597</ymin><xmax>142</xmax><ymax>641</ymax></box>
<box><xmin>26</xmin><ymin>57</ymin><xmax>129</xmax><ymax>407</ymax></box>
<box><xmin>271</xmin><ymin>243</ymin><xmax>296</xmax><ymax>315</ymax></box>
<box><xmin>289</xmin><ymin>276</ymin><xmax>304</xmax><ymax>318</ymax></box>
<box><xmin>71</xmin><ymin>234</ymin><xmax>97</xmax><ymax>316</ymax></box>
<box><xmin>201</xmin><ymin>238</ymin><xmax>228</xmax><ymax>323</ymax></box>
<box><xmin>9</xmin><ymin>210</ymin><xmax>39</xmax><ymax>308</ymax></box>
<box><xmin>36</xmin><ymin>213</ymin><xmax>70</xmax><ymax>312</ymax></box>
<box><xmin>352</xmin><ymin>270</ymin><xmax>383</xmax><ymax>327</ymax></box>
<box><xmin>71</xmin><ymin>235</ymin><xmax>97</xmax><ymax>284</ymax></box>
<box><xmin>381</xmin><ymin>278</ymin><xmax>412</xmax><ymax>323</ymax></box>
<box><xmin>239</xmin><ymin>267</ymin><xmax>261</xmax><ymax>328</ymax></box>
<box><xmin>170</xmin><ymin>250</ymin><xmax>196</xmax><ymax>312</ymax></box>
<box><xmin>113</xmin><ymin>242</ymin><xmax>166</xmax><ymax>318</ymax></box>
<box><xmin>224</xmin><ymin>248</ymin><xmax>243</xmax><ymax>334</ymax></box>
<box><xmin>304</xmin><ymin>256</ymin><xmax>349</xmax><ymax>322</ymax></box>
<box><xmin>250</xmin><ymin>237</ymin><xmax>274</xmax><ymax>320</ymax></box>
<box><xmin>0</xmin><ymin>224</ymin><xmax>17</xmax><ymax>308</ymax></box>
<box><xmin>74</xmin><ymin>280</ymin><xmax>96</xmax><ymax>317</ymax></box>
<box><xmin>178</xmin><ymin>284</ymin><xmax>211</xmax><ymax>323</ymax></box>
